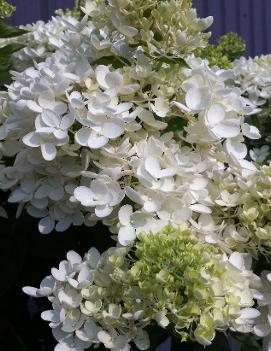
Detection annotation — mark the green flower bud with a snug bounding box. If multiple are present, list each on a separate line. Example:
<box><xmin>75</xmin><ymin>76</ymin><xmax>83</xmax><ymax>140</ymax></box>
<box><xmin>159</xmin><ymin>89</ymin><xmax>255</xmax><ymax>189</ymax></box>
<box><xmin>0</xmin><ymin>0</ymin><xmax>15</xmax><ymax>18</ymax></box>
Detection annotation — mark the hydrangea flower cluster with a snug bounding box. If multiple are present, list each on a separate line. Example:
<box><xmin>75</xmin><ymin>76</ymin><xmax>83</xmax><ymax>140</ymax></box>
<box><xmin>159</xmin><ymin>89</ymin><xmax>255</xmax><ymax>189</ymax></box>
<box><xmin>233</xmin><ymin>54</ymin><xmax>271</xmax><ymax>163</ymax></box>
<box><xmin>1</xmin><ymin>0</ymin><xmax>271</xmax><ymax>350</ymax></box>
<box><xmin>0</xmin><ymin>5</ymin><xmax>259</xmax><ymax>238</ymax></box>
<box><xmin>5</xmin><ymin>15</ymin><xmax>80</xmax><ymax>72</ymax></box>
<box><xmin>23</xmin><ymin>226</ymin><xmax>259</xmax><ymax>350</ymax></box>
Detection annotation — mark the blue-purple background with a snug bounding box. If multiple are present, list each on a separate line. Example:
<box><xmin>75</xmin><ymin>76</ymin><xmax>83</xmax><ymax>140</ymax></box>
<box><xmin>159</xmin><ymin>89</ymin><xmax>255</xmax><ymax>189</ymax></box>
<box><xmin>5</xmin><ymin>0</ymin><xmax>271</xmax><ymax>58</ymax></box>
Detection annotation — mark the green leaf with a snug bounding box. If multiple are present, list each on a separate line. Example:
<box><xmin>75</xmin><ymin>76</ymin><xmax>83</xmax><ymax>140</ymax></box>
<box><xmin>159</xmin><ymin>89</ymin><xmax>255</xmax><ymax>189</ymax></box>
<box><xmin>0</xmin><ymin>68</ymin><xmax>11</xmax><ymax>84</ymax></box>
<box><xmin>0</xmin><ymin>21</ymin><xmax>27</xmax><ymax>38</ymax></box>
<box><xmin>155</xmin><ymin>55</ymin><xmax>188</xmax><ymax>67</ymax></box>
<box><xmin>164</xmin><ymin>116</ymin><xmax>188</xmax><ymax>133</ymax></box>
<box><xmin>0</xmin><ymin>43</ymin><xmax>24</xmax><ymax>85</ymax></box>
<box><xmin>91</xmin><ymin>55</ymin><xmax>131</xmax><ymax>69</ymax></box>
<box><xmin>193</xmin><ymin>333</ymin><xmax>231</xmax><ymax>351</ymax></box>
<box><xmin>0</xmin><ymin>43</ymin><xmax>24</xmax><ymax>56</ymax></box>
<box><xmin>230</xmin><ymin>332</ymin><xmax>261</xmax><ymax>351</ymax></box>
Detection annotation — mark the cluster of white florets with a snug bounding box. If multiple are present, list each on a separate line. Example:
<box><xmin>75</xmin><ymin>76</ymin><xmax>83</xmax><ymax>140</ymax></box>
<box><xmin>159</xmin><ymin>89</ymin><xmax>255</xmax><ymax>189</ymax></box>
<box><xmin>0</xmin><ymin>4</ymin><xmax>261</xmax><ymax>241</ymax></box>
<box><xmin>233</xmin><ymin>54</ymin><xmax>271</xmax><ymax>163</ymax></box>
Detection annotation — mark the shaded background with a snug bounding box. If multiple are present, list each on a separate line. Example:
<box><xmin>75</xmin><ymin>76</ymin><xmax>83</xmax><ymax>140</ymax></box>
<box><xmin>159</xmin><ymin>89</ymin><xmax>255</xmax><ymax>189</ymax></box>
<box><xmin>0</xmin><ymin>1</ymin><xmax>264</xmax><ymax>351</ymax></box>
<box><xmin>5</xmin><ymin>0</ymin><xmax>271</xmax><ymax>58</ymax></box>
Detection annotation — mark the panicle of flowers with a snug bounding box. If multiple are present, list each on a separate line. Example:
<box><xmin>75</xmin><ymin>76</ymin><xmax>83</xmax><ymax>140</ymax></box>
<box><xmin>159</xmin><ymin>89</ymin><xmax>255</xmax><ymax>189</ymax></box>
<box><xmin>83</xmin><ymin>0</ymin><xmax>213</xmax><ymax>58</ymax></box>
<box><xmin>6</xmin><ymin>15</ymin><xmax>79</xmax><ymax>72</ymax></box>
<box><xmin>23</xmin><ymin>226</ymin><xmax>259</xmax><ymax>350</ymax></box>
<box><xmin>208</xmin><ymin>164</ymin><xmax>271</xmax><ymax>256</ymax></box>
<box><xmin>0</xmin><ymin>0</ymin><xmax>261</xmax><ymax>240</ymax></box>
<box><xmin>233</xmin><ymin>54</ymin><xmax>271</xmax><ymax>164</ymax></box>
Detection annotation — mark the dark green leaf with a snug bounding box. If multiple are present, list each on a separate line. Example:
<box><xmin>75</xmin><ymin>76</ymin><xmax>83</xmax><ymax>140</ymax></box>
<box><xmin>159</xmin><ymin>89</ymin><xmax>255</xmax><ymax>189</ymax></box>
<box><xmin>165</xmin><ymin>116</ymin><xmax>188</xmax><ymax>133</ymax></box>
<box><xmin>230</xmin><ymin>332</ymin><xmax>261</xmax><ymax>351</ymax></box>
<box><xmin>193</xmin><ymin>333</ymin><xmax>231</xmax><ymax>351</ymax></box>
<box><xmin>155</xmin><ymin>56</ymin><xmax>188</xmax><ymax>67</ymax></box>
<box><xmin>91</xmin><ymin>55</ymin><xmax>131</xmax><ymax>68</ymax></box>
<box><xmin>0</xmin><ymin>43</ymin><xmax>24</xmax><ymax>56</ymax></box>
<box><xmin>0</xmin><ymin>68</ymin><xmax>11</xmax><ymax>84</ymax></box>
<box><xmin>0</xmin><ymin>21</ymin><xmax>27</xmax><ymax>38</ymax></box>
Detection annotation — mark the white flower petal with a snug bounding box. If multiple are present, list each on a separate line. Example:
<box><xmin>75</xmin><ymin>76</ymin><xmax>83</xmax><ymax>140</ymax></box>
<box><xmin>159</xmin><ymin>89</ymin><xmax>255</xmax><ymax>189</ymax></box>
<box><xmin>225</xmin><ymin>139</ymin><xmax>247</xmax><ymax>159</ymax></box>
<box><xmin>41</xmin><ymin>310</ymin><xmax>55</xmax><ymax>322</ymax></box>
<box><xmin>22</xmin><ymin>132</ymin><xmax>42</xmax><ymax>147</ymax></box>
<box><xmin>22</xmin><ymin>286</ymin><xmax>39</xmax><ymax>297</ymax></box>
<box><xmin>118</xmin><ymin>225</ymin><xmax>136</xmax><ymax>246</ymax></box>
<box><xmin>206</xmin><ymin>104</ymin><xmax>225</xmax><ymax>126</ymax></box>
<box><xmin>241</xmin><ymin>123</ymin><xmax>261</xmax><ymax>139</ymax></box>
<box><xmin>239</xmin><ymin>308</ymin><xmax>261</xmax><ymax>319</ymax></box>
<box><xmin>74</xmin><ymin>186</ymin><xmax>94</xmax><ymax>207</ymax></box>
<box><xmin>185</xmin><ymin>87</ymin><xmax>207</xmax><ymax>111</ymax></box>
<box><xmin>38</xmin><ymin>216</ymin><xmax>55</xmax><ymax>234</ymax></box>
<box><xmin>119</xmin><ymin>205</ymin><xmax>133</xmax><ymax>226</ymax></box>
<box><xmin>41</xmin><ymin>110</ymin><xmax>60</xmax><ymax>127</ymax></box>
<box><xmin>95</xmin><ymin>65</ymin><xmax>110</xmax><ymax>90</ymax></box>
<box><xmin>87</xmin><ymin>131</ymin><xmax>108</xmax><ymax>149</ymax></box>
<box><xmin>27</xmin><ymin>100</ymin><xmax>42</xmax><ymax>113</ymax></box>
<box><xmin>60</xmin><ymin>114</ymin><xmax>75</xmax><ymax>130</ymax></box>
<box><xmin>190</xmin><ymin>204</ymin><xmax>211</xmax><ymax>214</ymax></box>
<box><xmin>211</xmin><ymin>120</ymin><xmax>240</xmax><ymax>139</ymax></box>
<box><xmin>105</xmin><ymin>71</ymin><xmax>123</xmax><ymax>88</ymax></box>
<box><xmin>55</xmin><ymin>217</ymin><xmax>72</xmax><ymax>232</ymax></box>
<box><xmin>229</xmin><ymin>252</ymin><xmax>244</xmax><ymax>270</ymax></box>
<box><xmin>67</xmin><ymin>251</ymin><xmax>82</xmax><ymax>265</ymax></box>
<box><xmin>102</xmin><ymin>121</ymin><xmax>124</xmax><ymax>139</ymax></box>
<box><xmin>75</xmin><ymin>127</ymin><xmax>92</xmax><ymax>146</ymax></box>
<box><xmin>41</xmin><ymin>143</ymin><xmax>57</xmax><ymax>161</ymax></box>
<box><xmin>95</xmin><ymin>204</ymin><xmax>112</xmax><ymax>218</ymax></box>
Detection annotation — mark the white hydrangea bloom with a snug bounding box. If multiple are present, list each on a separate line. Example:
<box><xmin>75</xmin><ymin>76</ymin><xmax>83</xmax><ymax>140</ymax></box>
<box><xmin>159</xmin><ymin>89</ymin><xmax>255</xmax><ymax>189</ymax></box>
<box><xmin>0</xmin><ymin>2</ymin><xmax>261</xmax><ymax>248</ymax></box>
<box><xmin>23</xmin><ymin>248</ymin><xmax>150</xmax><ymax>351</ymax></box>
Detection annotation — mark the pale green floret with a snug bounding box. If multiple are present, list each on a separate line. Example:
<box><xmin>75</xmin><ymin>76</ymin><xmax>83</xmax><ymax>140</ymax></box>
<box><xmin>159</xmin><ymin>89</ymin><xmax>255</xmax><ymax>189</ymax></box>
<box><xmin>0</xmin><ymin>0</ymin><xmax>15</xmax><ymax>19</ymax></box>
<box><xmin>215</xmin><ymin>165</ymin><xmax>271</xmax><ymax>256</ymax></box>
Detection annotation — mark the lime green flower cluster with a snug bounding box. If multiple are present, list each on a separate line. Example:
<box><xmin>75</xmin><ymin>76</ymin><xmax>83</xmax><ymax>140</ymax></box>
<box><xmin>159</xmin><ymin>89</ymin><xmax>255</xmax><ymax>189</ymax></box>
<box><xmin>23</xmin><ymin>225</ymin><xmax>255</xmax><ymax>349</ymax></box>
<box><xmin>217</xmin><ymin>32</ymin><xmax>246</xmax><ymax>61</ymax></box>
<box><xmin>194</xmin><ymin>45</ymin><xmax>232</xmax><ymax>69</ymax></box>
<box><xmin>195</xmin><ymin>33</ymin><xmax>246</xmax><ymax>68</ymax></box>
<box><xmin>86</xmin><ymin>0</ymin><xmax>213</xmax><ymax>57</ymax></box>
<box><xmin>0</xmin><ymin>0</ymin><xmax>15</xmax><ymax>19</ymax></box>
<box><xmin>110</xmin><ymin>226</ymin><xmax>253</xmax><ymax>346</ymax></box>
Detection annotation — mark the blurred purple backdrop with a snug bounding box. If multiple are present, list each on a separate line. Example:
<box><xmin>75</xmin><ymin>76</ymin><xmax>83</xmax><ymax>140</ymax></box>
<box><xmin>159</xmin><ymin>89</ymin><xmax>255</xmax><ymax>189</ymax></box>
<box><xmin>5</xmin><ymin>0</ymin><xmax>271</xmax><ymax>58</ymax></box>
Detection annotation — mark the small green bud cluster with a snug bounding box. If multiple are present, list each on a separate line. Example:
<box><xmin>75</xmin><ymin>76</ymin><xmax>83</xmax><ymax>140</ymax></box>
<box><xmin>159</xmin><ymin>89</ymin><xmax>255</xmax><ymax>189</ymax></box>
<box><xmin>0</xmin><ymin>0</ymin><xmax>15</xmax><ymax>19</ymax></box>
<box><xmin>195</xmin><ymin>45</ymin><xmax>232</xmax><ymax>69</ymax></box>
<box><xmin>217</xmin><ymin>32</ymin><xmax>246</xmax><ymax>61</ymax></box>
<box><xmin>195</xmin><ymin>32</ymin><xmax>246</xmax><ymax>68</ymax></box>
